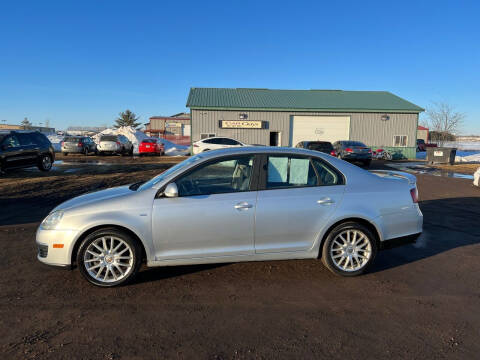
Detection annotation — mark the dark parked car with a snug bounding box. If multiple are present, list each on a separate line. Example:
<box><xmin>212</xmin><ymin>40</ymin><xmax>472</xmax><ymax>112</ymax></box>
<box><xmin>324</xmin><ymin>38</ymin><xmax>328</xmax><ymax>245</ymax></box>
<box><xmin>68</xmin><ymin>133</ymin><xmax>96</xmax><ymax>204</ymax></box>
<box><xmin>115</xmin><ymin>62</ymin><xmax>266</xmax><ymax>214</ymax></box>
<box><xmin>333</xmin><ymin>140</ymin><xmax>372</xmax><ymax>167</ymax></box>
<box><xmin>416</xmin><ymin>139</ymin><xmax>426</xmax><ymax>152</ymax></box>
<box><xmin>61</xmin><ymin>136</ymin><xmax>97</xmax><ymax>156</ymax></box>
<box><xmin>0</xmin><ymin>131</ymin><xmax>55</xmax><ymax>173</ymax></box>
<box><xmin>295</xmin><ymin>141</ymin><xmax>336</xmax><ymax>156</ymax></box>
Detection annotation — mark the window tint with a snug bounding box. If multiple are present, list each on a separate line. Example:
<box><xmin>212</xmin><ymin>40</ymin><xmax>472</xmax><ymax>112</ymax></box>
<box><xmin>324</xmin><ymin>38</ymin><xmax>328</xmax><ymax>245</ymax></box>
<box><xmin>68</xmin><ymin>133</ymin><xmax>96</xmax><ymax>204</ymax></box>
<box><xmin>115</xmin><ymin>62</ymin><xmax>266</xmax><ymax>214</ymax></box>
<box><xmin>31</xmin><ymin>132</ymin><xmax>50</xmax><ymax>146</ymax></box>
<box><xmin>16</xmin><ymin>133</ymin><xmax>36</xmax><ymax>146</ymax></box>
<box><xmin>176</xmin><ymin>155</ymin><xmax>254</xmax><ymax>196</ymax></box>
<box><xmin>311</xmin><ymin>159</ymin><xmax>341</xmax><ymax>186</ymax></box>
<box><xmin>101</xmin><ymin>135</ymin><xmax>117</xmax><ymax>142</ymax></box>
<box><xmin>307</xmin><ymin>142</ymin><xmax>333</xmax><ymax>152</ymax></box>
<box><xmin>203</xmin><ymin>138</ymin><xmax>221</xmax><ymax>144</ymax></box>
<box><xmin>266</xmin><ymin>156</ymin><xmax>317</xmax><ymax>189</ymax></box>
<box><xmin>222</xmin><ymin>138</ymin><xmax>239</xmax><ymax>145</ymax></box>
<box><xmin>64</xmin><ymin>137</ymin><xmax>80</xmax><ymax>143</ymax></box>
<box><xmin>2</xmin><ymin>135</ymin><xmax>20</xmax><ymax>148</ymax></box>
<box><xmin>343</xmin><ymin>141</ymin><xmax>366</xmax><ymax>147</ymax></box>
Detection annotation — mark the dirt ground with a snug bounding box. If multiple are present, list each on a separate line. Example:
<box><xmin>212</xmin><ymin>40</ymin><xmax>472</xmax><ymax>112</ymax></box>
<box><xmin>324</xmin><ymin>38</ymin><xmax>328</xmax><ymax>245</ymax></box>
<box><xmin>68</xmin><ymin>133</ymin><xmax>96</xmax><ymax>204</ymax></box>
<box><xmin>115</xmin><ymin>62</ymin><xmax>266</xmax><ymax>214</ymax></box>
<box><xmin>430</xmin><ymin>163</ymin><xmax>480</xmax><ymax>175</ymax></box>
<box><xmin>0</xmin><ymin>157</ymin><xmax>479</xmax><ymax>359</ymax></box>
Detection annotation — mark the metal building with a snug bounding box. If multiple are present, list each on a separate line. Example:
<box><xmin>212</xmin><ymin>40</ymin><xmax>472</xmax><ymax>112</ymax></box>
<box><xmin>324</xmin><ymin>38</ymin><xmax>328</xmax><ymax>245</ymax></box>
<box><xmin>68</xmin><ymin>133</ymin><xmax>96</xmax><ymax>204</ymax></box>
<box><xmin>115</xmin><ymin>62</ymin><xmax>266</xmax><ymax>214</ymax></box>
<box><xmin>186</xmin><ymin>88</ymin><xmax>424</xmax><ymax>159</ymax></box>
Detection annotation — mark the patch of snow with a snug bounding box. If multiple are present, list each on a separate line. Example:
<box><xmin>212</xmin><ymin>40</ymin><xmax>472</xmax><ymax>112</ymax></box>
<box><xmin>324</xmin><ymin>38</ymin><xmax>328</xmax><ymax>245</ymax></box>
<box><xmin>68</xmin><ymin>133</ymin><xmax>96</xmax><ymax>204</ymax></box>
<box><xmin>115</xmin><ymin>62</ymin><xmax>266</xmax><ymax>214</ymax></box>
<box><xmin>474</xmin><ymin>168</ymin><xmax>480</xmax><ymax>187</ymax></box>
<box><xmin>442</xmin><ymin>141</ymin><xmax>480</xmax><ymax>150</ymax></box>
<box><xmin>455</xmin><ymin>153</ymin><xmax>480</xmax><ymax>163</ymax></box>
<box><xmin>157</xmin><ymin>138</ymin><xmax>190</xmax><ymax>156</ymax></box>
<box><xmin>47</xmin><ymin>134</ymin><xmax>64</xmax><ymax>152</ymax></box>
<box><xmin>92</xmin><ymin>126</ymin><xmax>148</xmax><ymax>154</ymax></box>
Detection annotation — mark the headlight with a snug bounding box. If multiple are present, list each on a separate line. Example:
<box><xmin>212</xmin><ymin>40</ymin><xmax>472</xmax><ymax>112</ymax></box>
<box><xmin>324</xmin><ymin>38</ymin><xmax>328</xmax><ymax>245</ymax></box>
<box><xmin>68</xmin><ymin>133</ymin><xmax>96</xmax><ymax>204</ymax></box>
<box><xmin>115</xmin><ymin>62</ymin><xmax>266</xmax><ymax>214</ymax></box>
<box><xmin>41</xmin><ymin>211</ymin><xmax>64</xmax><ymax>230</ymax></box>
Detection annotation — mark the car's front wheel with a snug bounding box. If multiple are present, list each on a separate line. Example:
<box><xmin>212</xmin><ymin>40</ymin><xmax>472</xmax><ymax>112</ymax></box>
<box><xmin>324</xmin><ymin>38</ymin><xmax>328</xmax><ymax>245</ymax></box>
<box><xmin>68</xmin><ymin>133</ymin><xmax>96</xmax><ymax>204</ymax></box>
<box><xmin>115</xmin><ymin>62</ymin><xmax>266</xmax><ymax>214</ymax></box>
<box><xmin>77</xmin><ymin>228</ymin><xmax>142</xmax><ymax>287</ymax></box>
<box><xmin>321</xmin><ymin>222</ymin><xmax>377</xmax><ymax>276</ymax></box>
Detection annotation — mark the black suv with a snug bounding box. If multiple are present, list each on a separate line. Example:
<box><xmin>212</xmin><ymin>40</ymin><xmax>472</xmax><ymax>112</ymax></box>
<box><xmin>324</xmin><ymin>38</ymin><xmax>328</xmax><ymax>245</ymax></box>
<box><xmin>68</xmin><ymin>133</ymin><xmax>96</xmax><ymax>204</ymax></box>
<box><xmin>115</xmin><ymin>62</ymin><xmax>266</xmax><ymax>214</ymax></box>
<box><xmin>0</xmin><ymin>131</ymin><xmax>55</xmax><ymax>172</ymax></box>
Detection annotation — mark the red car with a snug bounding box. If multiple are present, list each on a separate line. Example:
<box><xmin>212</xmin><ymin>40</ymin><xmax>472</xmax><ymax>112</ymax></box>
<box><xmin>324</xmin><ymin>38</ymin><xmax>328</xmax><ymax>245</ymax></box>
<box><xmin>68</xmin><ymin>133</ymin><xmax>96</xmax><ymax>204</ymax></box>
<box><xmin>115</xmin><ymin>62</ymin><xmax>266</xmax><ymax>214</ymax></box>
<box><xmin>138</xmin><ymin>138</ymin><xmax>165</xmax><ymax>156</ymax></box>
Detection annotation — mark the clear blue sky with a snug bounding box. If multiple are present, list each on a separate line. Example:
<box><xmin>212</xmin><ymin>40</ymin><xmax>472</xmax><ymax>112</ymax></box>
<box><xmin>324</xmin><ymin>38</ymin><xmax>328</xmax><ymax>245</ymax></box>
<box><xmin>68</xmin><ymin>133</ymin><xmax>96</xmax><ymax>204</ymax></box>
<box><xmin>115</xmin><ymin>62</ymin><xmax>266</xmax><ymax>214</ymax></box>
<box><xmin>1</xmin><ymin>0</ymin><xmax>479</xmax><ymax>133</ymax></box>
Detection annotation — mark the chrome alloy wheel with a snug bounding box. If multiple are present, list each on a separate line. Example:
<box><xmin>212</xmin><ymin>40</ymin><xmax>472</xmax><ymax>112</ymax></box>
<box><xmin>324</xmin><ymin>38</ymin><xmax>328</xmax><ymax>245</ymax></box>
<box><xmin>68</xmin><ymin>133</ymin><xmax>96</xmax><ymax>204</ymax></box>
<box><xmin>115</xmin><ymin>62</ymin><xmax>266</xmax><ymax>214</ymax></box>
<box><xmin>329</xmin><ymin>229</ymin><xmax>372</xmax><ymax>272</ymax></box>
<box><xmin>83</xmin><ymin>236</ymin><xmax>134</xmax><ymax>283</ymax></box>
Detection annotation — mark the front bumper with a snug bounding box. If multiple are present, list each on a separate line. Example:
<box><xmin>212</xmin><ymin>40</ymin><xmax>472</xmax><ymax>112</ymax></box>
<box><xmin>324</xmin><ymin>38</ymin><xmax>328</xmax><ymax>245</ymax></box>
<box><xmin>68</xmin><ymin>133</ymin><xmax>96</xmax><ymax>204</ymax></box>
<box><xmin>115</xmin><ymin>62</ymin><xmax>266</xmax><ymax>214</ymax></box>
<box><xmin>36</xmin><ymin>227</ymin><xmax>80</xmax><ymax>267</ymax></box>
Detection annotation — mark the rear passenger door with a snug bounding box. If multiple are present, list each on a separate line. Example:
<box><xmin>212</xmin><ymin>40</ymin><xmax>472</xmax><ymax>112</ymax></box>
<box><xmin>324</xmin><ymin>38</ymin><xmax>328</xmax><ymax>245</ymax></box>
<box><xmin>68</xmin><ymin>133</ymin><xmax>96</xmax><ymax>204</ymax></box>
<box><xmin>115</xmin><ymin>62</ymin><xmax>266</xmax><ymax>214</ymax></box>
<box><xmin>254</xmin><ymin>155</ymin><xmax>345</xmax><ymax>253</ymax></box>
<box><xmin>16</xmin><ymin>133</ymin><xmax>39</xmax><ymax>166</ymax></box>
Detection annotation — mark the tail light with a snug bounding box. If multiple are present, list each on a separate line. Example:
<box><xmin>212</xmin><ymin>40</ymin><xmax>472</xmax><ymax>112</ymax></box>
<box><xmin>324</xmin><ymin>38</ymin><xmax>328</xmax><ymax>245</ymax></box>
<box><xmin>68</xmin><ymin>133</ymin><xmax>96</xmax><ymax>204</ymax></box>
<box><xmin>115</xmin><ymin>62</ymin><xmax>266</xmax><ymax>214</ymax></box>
<box><xmin>345</xmin><ymin>148</ymin><xmax>353</xmax><ymax>153</ymax></box>
<box><xmin>77</xmin><ymin>142</ymin><xmax>83</xmax><ymax>147</ymax></box>
<box><xmin>410</xmin><ymin>188</ymin><xmax>418</xmax><ymax>203</ymax></box>
<box><xmin>330</xmin><ymin>150</ymin><xmax>337</xmax><ymax>156</ymax></box>
<box><xmin>61</xmin><ymin>141</ymin><xmax>64</xmax><ymax>147</ymax></box>
<box><xmin>116</xmin><ymin>141</ymin><xmax>121</xmax><ymax>146</ymax></box>
<box><xmin>367</xmin><ymin>149</ymin><xmax>372</xmax><ymax>153</ymax></box>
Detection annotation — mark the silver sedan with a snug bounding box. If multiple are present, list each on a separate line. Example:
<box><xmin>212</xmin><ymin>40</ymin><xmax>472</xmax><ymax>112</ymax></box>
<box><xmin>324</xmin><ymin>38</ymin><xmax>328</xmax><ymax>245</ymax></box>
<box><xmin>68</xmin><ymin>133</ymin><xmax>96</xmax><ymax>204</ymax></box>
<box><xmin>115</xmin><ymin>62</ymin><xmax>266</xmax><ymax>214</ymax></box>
<box><xmin>36</xmin><ymin>147</ymin><xmax>423</xmax><ymax>287</ymax></box>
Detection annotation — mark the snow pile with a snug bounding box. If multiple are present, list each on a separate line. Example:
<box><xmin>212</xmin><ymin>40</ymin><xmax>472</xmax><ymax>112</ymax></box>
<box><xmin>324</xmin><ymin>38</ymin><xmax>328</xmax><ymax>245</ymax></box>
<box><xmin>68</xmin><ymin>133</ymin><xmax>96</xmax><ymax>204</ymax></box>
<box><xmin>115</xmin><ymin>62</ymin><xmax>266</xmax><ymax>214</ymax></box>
<box><xmin>455</xmin><ymin>153</ymin><xmax>480</xmax><ymax>163</ymax></box>
<box><xmin>443</xmin><ymin>141</ymin><xmax>480</xmax><ymax>150</ymax></box>
<box><xmin>92</xmin><ymin>126</ymin><xmax>148</xmax><ymax>154</ymax></box>
<box><xmin>474</xmin><ymin>168</ymin><xmax>480</xmax><ymax>187</ymax></box>
<box><xmin>47</xmin><ymin>134</ymin><xmax>64</xmax><ymax>152</ymax></box>
<box><xmin>157</xmin><ymin>138</ymin><xmax>190</xmax><ymax>156</ymax></box>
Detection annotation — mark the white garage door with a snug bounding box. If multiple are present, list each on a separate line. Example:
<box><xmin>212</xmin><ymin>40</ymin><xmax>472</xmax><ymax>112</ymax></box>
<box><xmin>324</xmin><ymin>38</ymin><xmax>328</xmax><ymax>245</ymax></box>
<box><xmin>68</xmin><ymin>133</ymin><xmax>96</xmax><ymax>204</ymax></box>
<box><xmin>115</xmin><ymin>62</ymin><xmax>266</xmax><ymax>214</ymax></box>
<box><xmin>291</xmin><ymin>116</ymin><xmax>350</xmax><ymax>146</ymax></box>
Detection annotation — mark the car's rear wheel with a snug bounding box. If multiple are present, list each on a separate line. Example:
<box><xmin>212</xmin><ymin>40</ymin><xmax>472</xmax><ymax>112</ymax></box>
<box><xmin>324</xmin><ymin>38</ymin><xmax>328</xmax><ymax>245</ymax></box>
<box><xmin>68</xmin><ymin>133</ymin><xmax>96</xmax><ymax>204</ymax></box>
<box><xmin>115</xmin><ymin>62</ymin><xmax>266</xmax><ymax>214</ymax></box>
<box><xmin>321</xmin><ymin>222</ymin><xmax>377</xmax><ymax>276</ymax></box>
<box><xmin>77</xmin><ymin>228</ymin><xmax>141</xmax><ymax>287</ymax></box>
<box><xmin>84</xmin><ymin>147</ymin><xmax>89</xmax><ymax>156</ymax></box>
<box><xmin>38</xmin><ymin>154</ymin><xmax>53</xmax><ymax>172</ymax></box>
<box><xmin>64</xmin><ymin>152</ymin><xmax>68</xmax><ymax>156</ymax></box>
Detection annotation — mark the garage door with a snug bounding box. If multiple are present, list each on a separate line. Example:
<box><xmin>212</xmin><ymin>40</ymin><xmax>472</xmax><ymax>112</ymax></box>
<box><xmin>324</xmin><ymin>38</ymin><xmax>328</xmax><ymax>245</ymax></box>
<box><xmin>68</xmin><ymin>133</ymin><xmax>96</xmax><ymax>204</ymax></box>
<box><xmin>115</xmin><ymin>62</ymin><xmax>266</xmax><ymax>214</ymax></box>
<box><xmin>291</xmin><ymin>116</ymin><xmax>350</xmax><ymax>146</ymax></box>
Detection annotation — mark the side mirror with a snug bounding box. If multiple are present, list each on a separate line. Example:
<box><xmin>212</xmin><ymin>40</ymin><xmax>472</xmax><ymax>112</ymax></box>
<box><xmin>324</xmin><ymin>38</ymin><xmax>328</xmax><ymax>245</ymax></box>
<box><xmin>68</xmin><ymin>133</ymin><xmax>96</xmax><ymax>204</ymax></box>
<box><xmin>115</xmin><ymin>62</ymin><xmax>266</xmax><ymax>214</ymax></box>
<box><xmin>164</xmin><ymin>182</ymin><xmax>178</xmax><ymax>198</ymax></box>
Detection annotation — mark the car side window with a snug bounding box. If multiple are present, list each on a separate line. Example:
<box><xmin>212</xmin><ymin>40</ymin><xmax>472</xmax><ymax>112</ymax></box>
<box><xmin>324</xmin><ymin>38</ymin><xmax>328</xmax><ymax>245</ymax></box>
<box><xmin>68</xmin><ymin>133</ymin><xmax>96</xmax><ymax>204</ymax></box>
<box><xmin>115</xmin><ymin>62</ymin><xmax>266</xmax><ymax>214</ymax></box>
<box><xmin>175</xmin><ymin>155</ymin><xmax>255</xmax><ymax>197</ymax></box>
<box><xmin>266</xmin><ymin>156</ymin><xmax>317</xmax><ymax>189</ymax></box>
<box><xmin>311</xmin><ymin>159</ymin><xmax>342</xmax><ymax>186</ymax></box>
<box><xmin>2</xmin><ymin>135</ymin><xmax>20</xmax><ymax>148</ymax></box>
<box><xmin>222</xmin><ymin>138</ymin><xmax>238</xmax><ymax>145</ymax></box>
<box><xmin>17</xmin><ymin>133</ymin><xmax>35</xmax><ymax>146</ymax></box>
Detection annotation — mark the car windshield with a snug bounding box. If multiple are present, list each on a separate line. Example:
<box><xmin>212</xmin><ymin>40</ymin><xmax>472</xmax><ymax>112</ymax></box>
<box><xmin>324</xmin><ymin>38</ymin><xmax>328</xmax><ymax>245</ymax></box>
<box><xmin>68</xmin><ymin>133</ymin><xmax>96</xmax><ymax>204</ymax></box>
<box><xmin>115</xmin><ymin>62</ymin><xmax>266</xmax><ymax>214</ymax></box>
<box><xmin>343</xmin><ymin>141</ymin><xmax>367</xmax><ymax>147</ymax></box>
<box><xmin>100</xmin><ymin>135</ymin><xmax>117</xmax><ymax>142</ymax></box>
<box><xmin>134</xmin><ymin>154</ymin><xmax>204</xmax><ymax>191</ymax></box>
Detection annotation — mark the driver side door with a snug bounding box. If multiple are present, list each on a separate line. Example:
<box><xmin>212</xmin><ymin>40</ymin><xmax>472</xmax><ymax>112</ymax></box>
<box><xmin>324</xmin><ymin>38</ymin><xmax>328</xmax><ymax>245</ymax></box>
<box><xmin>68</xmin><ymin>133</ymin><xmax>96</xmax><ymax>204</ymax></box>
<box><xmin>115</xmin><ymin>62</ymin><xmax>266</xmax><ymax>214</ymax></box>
<box><xmin>151</xmin><ymin>154</ymin><xmax>258</xmax><ymax>260</ymax></box>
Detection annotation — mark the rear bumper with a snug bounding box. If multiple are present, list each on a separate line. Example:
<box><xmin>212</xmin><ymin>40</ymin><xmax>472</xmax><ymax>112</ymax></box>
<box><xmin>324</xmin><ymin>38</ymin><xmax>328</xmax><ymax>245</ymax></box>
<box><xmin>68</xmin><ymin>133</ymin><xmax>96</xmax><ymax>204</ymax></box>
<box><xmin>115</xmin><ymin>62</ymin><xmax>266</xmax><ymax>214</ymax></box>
<box><xmin>62</xmin><ymin>148</ymin><xmax>83</xmax><ymax>153</ymax></box>
<box><xmin>342</xmin><ymin>154</ymin><xmax>372</xmax><ymax>160</ymax></box>
<box><xmin>380</xmin><ymin>232</ymin><xmax>421</xmax><ymax>250</ymax></box>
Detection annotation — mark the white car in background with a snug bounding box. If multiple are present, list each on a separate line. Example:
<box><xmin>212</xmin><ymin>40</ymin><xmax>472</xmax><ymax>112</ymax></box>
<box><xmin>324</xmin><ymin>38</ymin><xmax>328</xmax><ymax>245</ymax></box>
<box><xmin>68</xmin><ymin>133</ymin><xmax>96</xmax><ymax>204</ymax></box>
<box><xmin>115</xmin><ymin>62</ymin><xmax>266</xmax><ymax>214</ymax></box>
<box><xmin>192</xmin><ymin>137</ymin><xmax>245</xmax><ymax>154</ymax></box>
<box><xmin>97</xmin><ymin>135</ymin><xmax>133</xmax><ymax>156</ymax></box>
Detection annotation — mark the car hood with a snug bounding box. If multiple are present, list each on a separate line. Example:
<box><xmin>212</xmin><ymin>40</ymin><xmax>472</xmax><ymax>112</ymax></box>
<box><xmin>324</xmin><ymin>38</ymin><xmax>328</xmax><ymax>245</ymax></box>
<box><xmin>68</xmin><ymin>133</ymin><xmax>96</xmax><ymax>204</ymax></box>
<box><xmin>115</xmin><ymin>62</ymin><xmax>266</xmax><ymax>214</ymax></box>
<box><xmin>53</xmin><ymin>185</ymin><xmax>133</xmax><ymax>212</ymax></box>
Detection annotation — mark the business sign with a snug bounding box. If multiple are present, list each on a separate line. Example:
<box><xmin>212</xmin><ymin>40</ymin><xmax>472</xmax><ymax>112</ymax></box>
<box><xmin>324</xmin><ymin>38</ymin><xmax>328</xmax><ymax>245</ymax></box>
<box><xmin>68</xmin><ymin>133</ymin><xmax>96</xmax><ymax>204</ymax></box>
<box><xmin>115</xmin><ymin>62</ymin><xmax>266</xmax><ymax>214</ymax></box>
<box><xmin>219</xmin><ymin>120</ymin><xmax>265</xmax><ymax>129</ymax></box>
<box><xmin>166</xmin><ymin>122</ymin><xmax>182</xmax><ymax>128</ymax></box>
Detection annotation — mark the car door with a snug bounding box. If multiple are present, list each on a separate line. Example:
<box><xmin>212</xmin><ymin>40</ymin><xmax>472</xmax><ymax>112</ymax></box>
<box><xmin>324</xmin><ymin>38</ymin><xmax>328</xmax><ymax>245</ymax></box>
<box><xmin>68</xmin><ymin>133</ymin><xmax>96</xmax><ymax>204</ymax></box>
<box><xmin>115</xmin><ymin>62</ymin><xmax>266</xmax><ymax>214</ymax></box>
<box><xmin>254</xmin><ymin>155</ymin><xmax>345</xmax><ymax>253</ymax></box>
<box><xmin>16</xmin><ymin>133</ymin><xmax>39</xmax><ymax>166</ymax></box>
<box><xmin>1</xmin><ymin>135</ymin><xmax>24</xmax><ymax>168</ymax></box>
<box><xmin>151</xmin><ymin>154</ymin><xmax>258</xmax><ymax>260</ymax></box>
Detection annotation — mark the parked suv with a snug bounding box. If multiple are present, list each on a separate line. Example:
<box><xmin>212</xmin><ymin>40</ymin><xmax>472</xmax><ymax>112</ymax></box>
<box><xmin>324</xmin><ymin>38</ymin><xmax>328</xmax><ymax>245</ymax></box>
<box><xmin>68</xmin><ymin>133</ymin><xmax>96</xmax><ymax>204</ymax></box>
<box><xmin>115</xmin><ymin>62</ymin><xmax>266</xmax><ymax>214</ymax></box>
<box><xmin>295</xmin><ymin>141</ymin><xmax>336</xmax><ymax>156</ymax></box>
<box><xmin>192</xmin><ymin>137</ymin><xmax>245</xmax><ymax>154</ymax></box>
<box><xmin>0</xmin><ymin>131</ymin><xmax>55</xmax><ymax>172</ymax></box>
<box><xmin>333</xmin><ymin>140</ymin><xmax>372</xmax><ymax>167</ymax></box>
<box><xmin>97</xmin><ymin>135</ymin><xmax>133</xmax><ymax>155</ymax></box>
<box><xmin>62</xmin><ymin>136</ymin><xmax>97</xmax><ymax>156</ymax></box>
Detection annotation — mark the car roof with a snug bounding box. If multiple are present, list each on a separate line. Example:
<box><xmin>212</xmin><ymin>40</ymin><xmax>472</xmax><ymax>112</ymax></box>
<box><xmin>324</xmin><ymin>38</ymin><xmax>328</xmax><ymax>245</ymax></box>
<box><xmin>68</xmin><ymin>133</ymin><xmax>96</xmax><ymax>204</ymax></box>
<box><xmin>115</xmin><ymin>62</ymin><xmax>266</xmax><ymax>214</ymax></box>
<box><xmin>195</xmin><ymin>146</ymin><xmax>330</xmax><ymax>159</ymax></box>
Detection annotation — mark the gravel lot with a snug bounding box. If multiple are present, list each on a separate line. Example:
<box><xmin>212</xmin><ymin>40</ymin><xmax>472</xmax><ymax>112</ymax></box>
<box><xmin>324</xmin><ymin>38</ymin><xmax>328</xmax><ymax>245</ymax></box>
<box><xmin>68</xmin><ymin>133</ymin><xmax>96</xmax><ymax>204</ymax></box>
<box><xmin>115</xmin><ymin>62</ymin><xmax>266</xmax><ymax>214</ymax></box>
<box><xmin>1</xmin><ymin>156</ymin><xmax>479</xmax><ymax>359</ymax></box>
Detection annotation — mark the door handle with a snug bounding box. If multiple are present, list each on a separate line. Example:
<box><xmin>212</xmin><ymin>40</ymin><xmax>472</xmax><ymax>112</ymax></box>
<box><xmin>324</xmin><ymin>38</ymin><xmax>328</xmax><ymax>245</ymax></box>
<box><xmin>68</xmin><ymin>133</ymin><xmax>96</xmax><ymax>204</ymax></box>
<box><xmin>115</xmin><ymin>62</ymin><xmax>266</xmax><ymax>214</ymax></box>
<box><xmin>317</xmin><ymin>197</ymin><xmax>335</xmax><ymax>205</ymax></box>
<box><xmin>234</xmin><ymin>202</ymin><xmax>253</xmax><ymax>210</ymax></box>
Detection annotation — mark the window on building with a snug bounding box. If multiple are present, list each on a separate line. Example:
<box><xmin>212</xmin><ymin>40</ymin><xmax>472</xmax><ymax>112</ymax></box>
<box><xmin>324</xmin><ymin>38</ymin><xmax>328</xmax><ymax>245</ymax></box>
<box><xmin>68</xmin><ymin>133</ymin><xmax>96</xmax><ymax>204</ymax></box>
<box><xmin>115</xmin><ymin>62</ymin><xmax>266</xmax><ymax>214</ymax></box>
<box><xmin>200</xmin><ymin>133</ymin><xmax>215</xmax><ymax>140</ymax></box>
<box><xmin>393</xmin><ymin>135</ymin><xmax>408</xmax><ymax>147</ymax></box>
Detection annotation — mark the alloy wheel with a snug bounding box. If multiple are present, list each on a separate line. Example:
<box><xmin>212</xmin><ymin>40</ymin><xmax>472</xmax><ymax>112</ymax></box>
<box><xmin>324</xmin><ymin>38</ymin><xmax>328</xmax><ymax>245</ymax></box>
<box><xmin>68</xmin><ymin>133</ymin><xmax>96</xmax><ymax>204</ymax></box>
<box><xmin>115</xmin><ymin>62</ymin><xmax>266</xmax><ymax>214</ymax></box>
<box><xmin>42</xmin><ymin>155</ymin><xmax>52</xmax><ymax>169</ymax></box>
<box><xmin>83</xmin><ymin>236</ymin><xmax>134</xmax><ymax>283</ymax></box>
<box><xmin>329</xmin><ymin>229</ymin><xmax>372</xmax><ymax>272</ymax></box>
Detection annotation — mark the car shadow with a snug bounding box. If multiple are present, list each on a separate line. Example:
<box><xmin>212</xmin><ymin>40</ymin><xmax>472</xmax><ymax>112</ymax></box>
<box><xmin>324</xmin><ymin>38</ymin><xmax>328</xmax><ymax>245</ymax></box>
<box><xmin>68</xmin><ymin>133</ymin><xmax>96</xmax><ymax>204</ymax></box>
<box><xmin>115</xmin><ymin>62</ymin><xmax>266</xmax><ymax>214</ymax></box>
<box><xmin>369</xmin><ymin>196</ymin><xmax>480</xmax><ymax>273</ymax></box>
<box><xmin>135</xmin><ymin>263</ymin><xmax>229</xmax><ymax>283</ymax></box>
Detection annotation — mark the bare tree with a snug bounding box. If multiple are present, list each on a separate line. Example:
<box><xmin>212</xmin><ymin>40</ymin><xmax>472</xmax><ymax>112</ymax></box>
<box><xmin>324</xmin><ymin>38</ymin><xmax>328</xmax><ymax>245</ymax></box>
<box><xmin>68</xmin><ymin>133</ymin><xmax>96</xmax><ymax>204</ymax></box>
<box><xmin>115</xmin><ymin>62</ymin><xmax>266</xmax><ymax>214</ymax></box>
<box><xmin>426</xmin><ymin>102</ymin><xmax>465</xmax><ymax>146</ymax></box>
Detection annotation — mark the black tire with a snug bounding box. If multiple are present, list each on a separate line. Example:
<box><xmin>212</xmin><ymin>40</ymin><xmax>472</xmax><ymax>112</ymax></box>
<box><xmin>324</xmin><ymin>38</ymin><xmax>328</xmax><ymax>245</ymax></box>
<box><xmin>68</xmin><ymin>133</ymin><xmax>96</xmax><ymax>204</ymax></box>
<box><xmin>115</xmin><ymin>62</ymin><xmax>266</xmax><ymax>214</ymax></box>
<box><xmin>363</xmin><ymin>160</ymin><xmax>371</xmax><ymax>167</ymax></box>
<box><xmin>64</xmin><ymin>152</ymin><xmax>68</xmax><ymax>156</ymax></box>
<box><xmin>321</xmin><ymin>222</ymin><xmax>377</xmax><ymax>277</ymax></box>
<box><xmin>38</xmin><ymin>154</ymin><xmax>53</xmax><ymax>172</ymax></box>
<box><xmin>129</xmin><ymin>147</ymin><xmax>133</xmax><ymax>156</ymax></box>
<box><xmin>84</xmin><ymin>147</ymin><xmax>89</xmax><ymax>156</ymax></box>
<box><xmin>77</xmin><ymin>227</ymin><xmax>142</xmax><ymax>287</ymax></box>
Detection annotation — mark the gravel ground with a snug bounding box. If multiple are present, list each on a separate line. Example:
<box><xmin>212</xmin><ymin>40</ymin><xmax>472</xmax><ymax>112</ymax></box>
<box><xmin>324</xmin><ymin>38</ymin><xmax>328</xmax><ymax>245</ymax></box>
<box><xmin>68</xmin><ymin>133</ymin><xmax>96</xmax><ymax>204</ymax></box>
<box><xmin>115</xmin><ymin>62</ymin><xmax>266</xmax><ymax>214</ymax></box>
<box><xmin>0</xmin><ymin>158</ymin><xmax>479</xmax><ymax>359</ymax></box>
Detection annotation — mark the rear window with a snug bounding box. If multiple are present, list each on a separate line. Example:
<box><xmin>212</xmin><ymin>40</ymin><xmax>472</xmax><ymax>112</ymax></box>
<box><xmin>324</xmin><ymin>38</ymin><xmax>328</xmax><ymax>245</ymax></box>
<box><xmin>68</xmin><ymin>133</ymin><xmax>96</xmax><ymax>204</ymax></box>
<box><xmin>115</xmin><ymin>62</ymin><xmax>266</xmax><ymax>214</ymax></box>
<box><xmin>307</xmin><ymin>142</ymin><xmax>333</xmax><ymax>151</ymax></box>
<box><xmin>100</xmin><ymin>135</ymin><xmax>118</xmax><ymax>142</ymax></box>
<box><xmin>343</xmin><ymin>141</ymin><xmax>366</xmax><ymax>147</ymax></box>
<box><xmin>142</xmin><ymin>139</ymin><xmax>157</xmax><ymax>143</ymax></box>
<box><xmin>64</xmin><ymin>137</ymin><xmax>81</xmax><ymax>143</ymax></box>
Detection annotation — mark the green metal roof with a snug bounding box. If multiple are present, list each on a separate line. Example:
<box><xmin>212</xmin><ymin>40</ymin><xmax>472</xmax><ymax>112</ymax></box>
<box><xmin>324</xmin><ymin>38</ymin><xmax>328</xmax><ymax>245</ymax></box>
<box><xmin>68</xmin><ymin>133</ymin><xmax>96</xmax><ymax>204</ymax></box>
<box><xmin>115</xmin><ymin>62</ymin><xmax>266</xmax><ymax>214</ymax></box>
<box><xmin>186</xmin><ymin>88</ymin><xmax>424</xmax><ymax>113</ymax></box>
